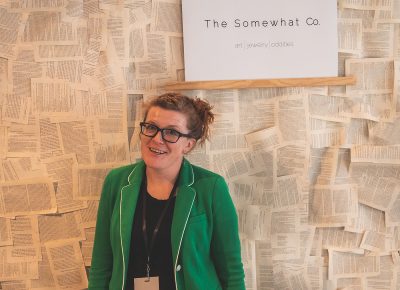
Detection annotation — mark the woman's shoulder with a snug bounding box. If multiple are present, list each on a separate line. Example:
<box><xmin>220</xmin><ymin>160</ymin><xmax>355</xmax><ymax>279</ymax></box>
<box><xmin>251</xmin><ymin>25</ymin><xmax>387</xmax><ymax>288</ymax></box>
<box><xmin>189</xmin><ymin>162</ymin><xmax>225</xmax><ymax>184</ymax></box>
<box><xmin>188</xmin><ymin>162</ymin><xmax>232</xmax><ymax>202</ymax></box>
<box><xmin>106</xmin><ymin>160</ymin><xmax>144</xmax><ymax>183</ymax></box>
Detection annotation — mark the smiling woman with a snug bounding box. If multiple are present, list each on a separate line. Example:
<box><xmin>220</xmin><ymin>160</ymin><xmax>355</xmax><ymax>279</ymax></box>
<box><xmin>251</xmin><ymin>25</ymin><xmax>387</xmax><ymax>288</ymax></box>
<box><xmin>139</xmin><ymin>106</ymin><xmax>196</xmax><ymax>186</ymax></box>
<box><xmin>88</xmin><ymin>93</ymin><xmax>245</xmax><ymax>290</ymax></box>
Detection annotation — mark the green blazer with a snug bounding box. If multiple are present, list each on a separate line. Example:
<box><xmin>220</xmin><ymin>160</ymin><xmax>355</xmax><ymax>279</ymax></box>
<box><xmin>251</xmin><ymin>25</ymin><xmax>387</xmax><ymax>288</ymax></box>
<box><xmin>88</xmin><ymin>158</ymin><xmax>245</xmax><ymax>290</ymax></box>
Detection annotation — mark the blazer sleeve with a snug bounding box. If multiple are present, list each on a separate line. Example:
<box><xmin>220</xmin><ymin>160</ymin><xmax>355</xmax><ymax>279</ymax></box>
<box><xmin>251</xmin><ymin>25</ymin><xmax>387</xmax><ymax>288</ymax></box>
<box><xmin>210</xmin><ymin>176</ymin><xmax>246</xmax><ymax>290</ymax></box>
<box><xmin>88</xmin><ymin>171</ymin><xmax>114</xmax><ymax>290</ymax></box>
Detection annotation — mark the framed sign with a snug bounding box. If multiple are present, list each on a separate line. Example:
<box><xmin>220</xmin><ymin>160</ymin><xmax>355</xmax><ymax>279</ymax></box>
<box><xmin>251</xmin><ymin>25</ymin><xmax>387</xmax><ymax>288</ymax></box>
<box><xmin>182</xmin><ymin>0</ymin><xmax>338</xmax><ymax>81</ymax></box>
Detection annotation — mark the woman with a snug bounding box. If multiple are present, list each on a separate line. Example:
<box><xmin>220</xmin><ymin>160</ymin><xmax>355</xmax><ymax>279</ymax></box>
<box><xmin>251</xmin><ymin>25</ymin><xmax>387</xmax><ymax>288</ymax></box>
<box><xmin>88</xmin><ymin>93</ymin><xmax>245</xmax><ymax>290</ymax></box>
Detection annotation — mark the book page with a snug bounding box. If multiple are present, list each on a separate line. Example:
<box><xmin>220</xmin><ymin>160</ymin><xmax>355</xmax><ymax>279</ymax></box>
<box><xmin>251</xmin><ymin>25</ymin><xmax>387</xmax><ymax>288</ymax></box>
<box><xmin>45</xmin><ymin>240</ymin><xmax>88</xmax><ymax>289</ymax></box>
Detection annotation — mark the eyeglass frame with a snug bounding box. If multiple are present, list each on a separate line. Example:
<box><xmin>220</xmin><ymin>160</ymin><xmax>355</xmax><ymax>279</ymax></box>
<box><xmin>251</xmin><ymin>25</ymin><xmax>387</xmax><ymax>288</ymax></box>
<box><xmin>139</xmin><ymin>122</ymin><xmax>194</xmax><ymax>143</ymax></box>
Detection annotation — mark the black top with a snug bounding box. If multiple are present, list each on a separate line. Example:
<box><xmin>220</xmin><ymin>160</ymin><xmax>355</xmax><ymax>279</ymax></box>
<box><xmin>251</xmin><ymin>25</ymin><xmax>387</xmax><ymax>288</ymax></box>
<box><xmin>125</xmin><ymin>181</ymin><xmax>176</xmax><ymax>290</ymax></box>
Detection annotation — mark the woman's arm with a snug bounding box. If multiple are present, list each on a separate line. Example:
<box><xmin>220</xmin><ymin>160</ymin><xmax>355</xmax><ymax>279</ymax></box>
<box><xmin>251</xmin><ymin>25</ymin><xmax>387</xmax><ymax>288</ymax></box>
<box><xmin>210</xmin><ymin>177</ymin><xmax>246</xmax><ymax>290</ymax></box>
<box><xmin>88</xmin><ymin>172</ymin><xmax>114</xmax><ymax>290</ymax></box>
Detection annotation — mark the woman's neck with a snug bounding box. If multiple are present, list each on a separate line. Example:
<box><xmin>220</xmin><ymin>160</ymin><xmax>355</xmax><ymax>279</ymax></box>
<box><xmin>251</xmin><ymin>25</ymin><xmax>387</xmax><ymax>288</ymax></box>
<box><xmin>145</xmin><ymin>166</ymin><xmax>180</xmax><ymax>200</ymax></box>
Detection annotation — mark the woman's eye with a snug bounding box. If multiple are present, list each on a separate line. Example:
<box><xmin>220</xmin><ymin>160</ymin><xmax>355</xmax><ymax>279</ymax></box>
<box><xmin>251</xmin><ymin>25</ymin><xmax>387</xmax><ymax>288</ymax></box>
<box><xmin>165</xmin><ymin>129</ymin><xmax>180</xmax><ymax>137</ymax></box>
<box><xmin>146</xmin><ymin>124</ymin><xmax>158</xmax><ymax>132</ymax></box>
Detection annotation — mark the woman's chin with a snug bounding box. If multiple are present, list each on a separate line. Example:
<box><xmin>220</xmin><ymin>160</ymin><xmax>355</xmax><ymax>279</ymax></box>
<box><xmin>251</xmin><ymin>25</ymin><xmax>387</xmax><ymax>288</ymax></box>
<box><xmin>143</xmin><ymin>155</ymin><xmax>166</xmax><ymax>168</ymax></box>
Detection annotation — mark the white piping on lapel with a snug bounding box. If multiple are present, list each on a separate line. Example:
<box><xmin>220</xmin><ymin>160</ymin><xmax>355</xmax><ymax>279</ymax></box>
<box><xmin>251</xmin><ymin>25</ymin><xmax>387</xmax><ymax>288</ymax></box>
<box><xmin>120</xmin><ymin>166</ymin><xmax>136</xmax><ymax>290</ymax></box>
<box><xmin>174</xmin><ymin>164</ymin><xmax>195</xmax><ymax>290</ymax></box>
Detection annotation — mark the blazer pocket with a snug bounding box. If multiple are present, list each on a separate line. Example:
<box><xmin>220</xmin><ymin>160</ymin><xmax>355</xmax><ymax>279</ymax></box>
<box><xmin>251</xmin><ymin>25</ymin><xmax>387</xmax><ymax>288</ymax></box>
<box><xmin>188</xmin><ymin>213</ymin><xmax>206</xmax><ymax>224</ymax></box>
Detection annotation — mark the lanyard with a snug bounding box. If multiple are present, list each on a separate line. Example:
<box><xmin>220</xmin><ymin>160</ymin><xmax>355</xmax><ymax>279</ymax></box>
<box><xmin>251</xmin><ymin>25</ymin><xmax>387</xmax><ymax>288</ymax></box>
<box><xmin>142</xmin><ymin>178</ymin><xmax>178</xmax><ymax>279</ymax></box>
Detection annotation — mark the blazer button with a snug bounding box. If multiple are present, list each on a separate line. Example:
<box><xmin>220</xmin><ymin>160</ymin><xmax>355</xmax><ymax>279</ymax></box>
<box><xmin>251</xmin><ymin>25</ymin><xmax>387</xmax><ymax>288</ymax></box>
<box><xmin>176</xmin><ymin>265</ymin><xmax>182</xmax><ymax>271</ymax></box>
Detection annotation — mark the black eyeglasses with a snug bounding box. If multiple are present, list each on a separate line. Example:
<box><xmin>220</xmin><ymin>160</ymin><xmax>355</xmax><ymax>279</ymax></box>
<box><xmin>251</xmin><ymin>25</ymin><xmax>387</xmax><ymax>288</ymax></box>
<box><xmin>139</xmin><ymin>122</ymin><xmax>193</xmax><ymax>143</ymax></box>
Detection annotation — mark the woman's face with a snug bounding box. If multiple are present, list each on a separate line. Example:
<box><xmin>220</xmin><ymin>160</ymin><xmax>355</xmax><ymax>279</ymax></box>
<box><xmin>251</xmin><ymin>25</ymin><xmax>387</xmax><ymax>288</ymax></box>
<box><xmin>140</xmin><ymin>106</ymin><xmax>195</xmax><ymax>175</ymax></box>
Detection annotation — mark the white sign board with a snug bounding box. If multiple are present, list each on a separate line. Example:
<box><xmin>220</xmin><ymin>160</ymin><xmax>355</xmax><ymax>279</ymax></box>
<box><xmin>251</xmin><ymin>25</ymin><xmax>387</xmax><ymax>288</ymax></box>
<box><xmin>182</xmin><ymin>0</ymin><xmax>338</xmax><ymax>81</ymax></box>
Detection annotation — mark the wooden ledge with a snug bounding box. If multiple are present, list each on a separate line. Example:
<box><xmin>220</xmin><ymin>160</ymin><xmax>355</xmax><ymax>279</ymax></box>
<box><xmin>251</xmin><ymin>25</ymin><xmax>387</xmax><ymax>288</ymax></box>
<box><xmin>165</xmin><ymin>76</ymin><xmax>356</xmax><ymax>90</ymax></box>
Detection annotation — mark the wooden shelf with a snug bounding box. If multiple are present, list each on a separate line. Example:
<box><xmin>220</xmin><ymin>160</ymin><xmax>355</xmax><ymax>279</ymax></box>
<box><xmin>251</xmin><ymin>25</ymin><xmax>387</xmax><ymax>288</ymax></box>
<box><xmin>164</xmin><ymin>76</ymin><xmax>356</xmax><ymax>90</ymax></box>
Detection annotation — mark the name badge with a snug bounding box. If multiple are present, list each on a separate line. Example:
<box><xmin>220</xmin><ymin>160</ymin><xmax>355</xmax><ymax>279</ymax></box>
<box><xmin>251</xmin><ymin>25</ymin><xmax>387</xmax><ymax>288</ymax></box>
<box><xmin>134</xmin><ymin>276</ymin><xmax>159</xmax><ymax>290</ymax></box>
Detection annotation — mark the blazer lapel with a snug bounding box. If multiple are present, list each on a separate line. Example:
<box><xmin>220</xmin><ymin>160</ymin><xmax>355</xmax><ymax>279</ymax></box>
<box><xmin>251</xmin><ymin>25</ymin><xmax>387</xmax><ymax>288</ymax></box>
<box><xmin>171</xmin><ymin>159</ymin><xmax>196</xmax><ymax>266</ymax></box>
<box><xmin>120</xmin><ymin>161</ymin><xmax>145</xmax><ymax>265</ymax></box>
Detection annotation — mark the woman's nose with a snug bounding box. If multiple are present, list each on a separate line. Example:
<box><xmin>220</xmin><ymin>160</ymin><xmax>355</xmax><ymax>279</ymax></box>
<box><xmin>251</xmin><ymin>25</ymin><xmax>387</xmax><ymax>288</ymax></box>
<box><xmin>153</xmin><ymin>130</ymin><xmax>165</xmax><ymax>143</ymax></box>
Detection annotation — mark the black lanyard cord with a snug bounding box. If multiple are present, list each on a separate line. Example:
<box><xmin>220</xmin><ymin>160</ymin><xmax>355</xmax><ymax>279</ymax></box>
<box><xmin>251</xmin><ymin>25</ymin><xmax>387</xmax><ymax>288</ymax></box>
<box><xmin>142</xmin><ymin>178</ymin><xmax>178</xmax><ymax>279</ymax></box>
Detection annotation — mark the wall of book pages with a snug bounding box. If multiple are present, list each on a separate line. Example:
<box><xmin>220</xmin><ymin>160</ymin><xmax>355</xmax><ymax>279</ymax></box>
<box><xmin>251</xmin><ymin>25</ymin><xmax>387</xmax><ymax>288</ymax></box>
<box><xmin>0</xmin><ymin>0</ymin><xmax>399</xmax><ymax>289</ymax></box>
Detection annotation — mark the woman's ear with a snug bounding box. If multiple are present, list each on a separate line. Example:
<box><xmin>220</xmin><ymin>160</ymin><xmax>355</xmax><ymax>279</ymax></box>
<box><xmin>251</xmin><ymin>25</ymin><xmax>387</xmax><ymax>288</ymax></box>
<box><xmin>183</xmin><ymin>138</ymin><xmax>196</xmax><ymax>154</ymax></box>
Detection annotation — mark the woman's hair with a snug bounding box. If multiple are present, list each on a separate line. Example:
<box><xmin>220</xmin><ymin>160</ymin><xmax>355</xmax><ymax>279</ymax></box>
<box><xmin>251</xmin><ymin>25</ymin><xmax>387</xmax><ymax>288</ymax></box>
<box><xmin>143</xmin><ymin>92</ymin><xmax>214</xmax><ymax>146</ymax></box>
